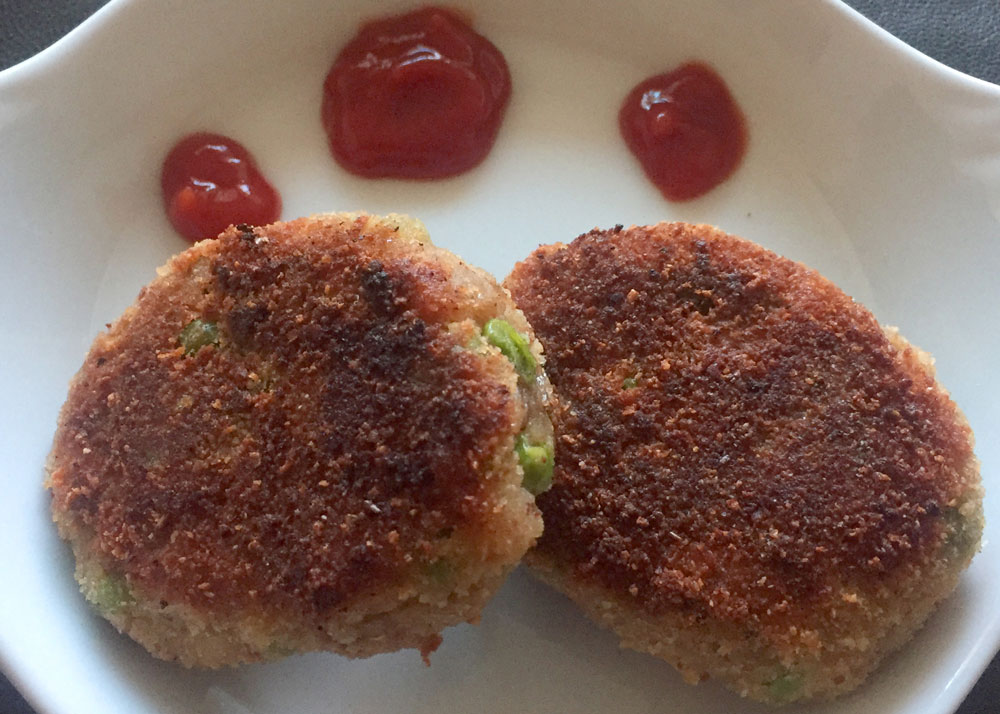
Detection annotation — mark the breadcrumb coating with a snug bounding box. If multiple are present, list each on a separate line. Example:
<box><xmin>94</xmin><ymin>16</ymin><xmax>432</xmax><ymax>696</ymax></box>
<box><xmin>506</xmin><ymin>222</ymin><xmax>982</xmax><ymax>703</ymax></box>
<box><xmin>49</xmin><ymin>213</ymin><xmax>552</xmax><ymax>666</ymax></box>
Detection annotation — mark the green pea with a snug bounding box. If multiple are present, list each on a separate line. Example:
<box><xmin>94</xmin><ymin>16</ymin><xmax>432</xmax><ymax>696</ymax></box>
<box><xmin>482</xmin><ymin>319</ymin><xmax>536</xmax><ymax>381</ymax></box>
<box><xmin>516</xmin><ymin>434</ymin><xmax>554</xmax><ymax>495</ymax></box>
<box><xmin>766</xmin><ymin>671</ymin><xmax>804</xmax><ymax>702</ymax></box>
<box><xmin>424</xmin><ymin>558</ymin><xmax>455</xmax><ymax>584</ymax></box>
<box><xmin>265</xmin><ymin>642</ymin><xmax>296</xmax><ymax>659</ymax></box>
<box><xmin>622</xmin><ymin>376</ymin><xmax>638</xmax><ymax>390</ymax></box>
<box><xmin>89</xmin><ymin>574</ymin><xmax>134</xmax><ymax>614</ymax></box>
<box><xmin>179</xmin><ymin>319</ymin><xmax>219</xmax><ymax>355</ymax></box>
<box><xmin>942</xmin><ymin>505</ymin><xmax>977</xmax><ymax>561</ymax></box>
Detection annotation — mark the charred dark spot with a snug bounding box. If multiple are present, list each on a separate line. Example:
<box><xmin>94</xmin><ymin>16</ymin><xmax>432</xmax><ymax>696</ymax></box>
<box><xmin>235</xmin><ymin>224</ymin><xmax>256</xmax><ymax>242</ymax></box>
<box><xmin>227</xmin><ymin>305</ymin><xmax>270</xmax><ymax>347</ymax></box>
<box><xmin>677</xmin><ymin>286</ymin><xmax>715</xmax><ymax>315</ymax></box>
<box><xmin>363</xmin><ymin>320</ymin><xmax>428</xmax><ymax>379</ymax></box>
<box><xmin>214</xmin><ymin>264</ymin><xmax>238</xmax><ymax>292</ymax></box>
<box><xmin>311</xmin><ymin>584</ymin><xmax>345</xmax><ymax>612</ymax></box>
<box><xmin>383</xmin><ymin>452</ymin><xmax>435</xmax><ymax>490</ymax></box>
<box><xmin>361</xmin><ymin>260</ymin><xmax>399</xmax><ymax>316</ymax></box>
<box><xmin>692</xmin><ymin>239</ymin><xmax>712</xmax><ymax>274</ymax></box>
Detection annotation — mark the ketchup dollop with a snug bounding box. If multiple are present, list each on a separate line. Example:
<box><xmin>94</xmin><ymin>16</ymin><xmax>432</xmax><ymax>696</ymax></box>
<box><xmin>619</xmin><ymin>62</ymin><xmax>747</xmax><ymax>201</ymax></box>
<box><xmin>321</xmin><ymin>6</ymin><xmax>512</xmax><ymax>179</ymax></box>
<box><xmin>161</xmin><ymin>133</ymin><xmax>281</xmax><ymax>242</ymax></box>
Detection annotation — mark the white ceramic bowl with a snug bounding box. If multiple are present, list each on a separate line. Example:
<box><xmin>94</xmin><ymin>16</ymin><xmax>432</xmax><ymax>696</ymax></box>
<box><xmin>1</xmin><ymin>1</ymin><xmax>997</xmax><ymax>712</ymax></box>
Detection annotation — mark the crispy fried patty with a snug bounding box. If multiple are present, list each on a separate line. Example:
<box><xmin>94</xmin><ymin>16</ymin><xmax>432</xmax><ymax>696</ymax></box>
<box><xmin>505</xmin><ymin>223</ymin><xmax>982</xmax><ymax>703</ymax></box>
<box><xmin>48</xmin><ymin>213</ymin><xmax>553</xmax><ymax>666</ymax></box>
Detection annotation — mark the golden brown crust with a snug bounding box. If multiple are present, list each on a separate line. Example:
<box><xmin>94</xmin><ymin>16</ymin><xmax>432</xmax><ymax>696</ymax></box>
<box><xmin>49</xmin><ymin>214</ymin><xmax>536</xmax><ymax>637</ymax></box>
<box><xmin>506</xmin><ymin>222</ymin><xmax>981</xmax><ymax>699</ymax></box>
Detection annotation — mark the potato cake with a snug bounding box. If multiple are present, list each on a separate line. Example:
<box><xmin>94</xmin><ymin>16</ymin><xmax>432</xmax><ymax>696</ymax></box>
<box><xmin>48</xmin><ymin>212</ymin><xmax>554</xmax><ymax>667</ymax></box>
<box><xmin>505</xmin><ymin>222</ymin><xmax>982</xmax><ymax>703</ymax></box>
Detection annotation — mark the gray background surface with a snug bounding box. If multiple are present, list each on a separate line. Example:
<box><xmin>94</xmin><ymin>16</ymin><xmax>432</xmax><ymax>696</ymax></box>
<box><xmin>0</xmin><ymin>1</ymin><xmax>996</xmax><ymax>712</ymax></box>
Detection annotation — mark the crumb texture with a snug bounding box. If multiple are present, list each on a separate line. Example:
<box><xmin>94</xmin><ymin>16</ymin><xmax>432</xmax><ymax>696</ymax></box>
<box><xmin>508</xmin><ymin>222</ymin><xmax>982</xmax><ymax>702</ymax></box>
<box><xmin>48</xmin><ymin>213</ymin><xmax>548</xmax><ymax>666</ymax></box>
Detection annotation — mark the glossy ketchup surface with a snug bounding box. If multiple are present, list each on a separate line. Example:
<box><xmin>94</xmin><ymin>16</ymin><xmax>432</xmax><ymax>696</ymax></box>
<box><xmin>619</xmin><ymin>62</ymin><xmax>747</xmax><ymax>201</ymax></box>
<box><xmin>161</xmin><ymin>133</ymin><xmax>281</xmax><ymax>242</ymax></box>
<box><xmin>321</xmin><ymin>6</ymin><xmax>512</xmax><ymax>179</ymax></box>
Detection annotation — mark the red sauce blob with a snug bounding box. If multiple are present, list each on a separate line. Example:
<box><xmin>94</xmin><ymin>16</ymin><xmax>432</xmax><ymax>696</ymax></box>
<box><xmin>161</xmin><ymin>132</ymin><xmax>281</xmax><ymax>242</ymax></box>
<box><xmin>619</xmin><ymin>62</ymin><xmax>747</xmax><ymax>201</ymax></box>
<box><xmin>321</xmin><ymin>6</ymin><xmax>512</xmax><ymax>179</ymax></box>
